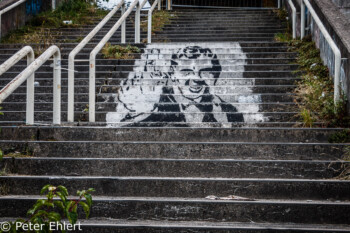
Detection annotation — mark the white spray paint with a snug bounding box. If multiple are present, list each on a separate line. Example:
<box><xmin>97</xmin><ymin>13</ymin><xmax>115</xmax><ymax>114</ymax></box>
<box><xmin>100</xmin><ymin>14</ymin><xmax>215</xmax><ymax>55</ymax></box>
<box><xmin>106</xmin><ymin>42</ymin><xmax>266</xmax><ymax>127</ymax></box>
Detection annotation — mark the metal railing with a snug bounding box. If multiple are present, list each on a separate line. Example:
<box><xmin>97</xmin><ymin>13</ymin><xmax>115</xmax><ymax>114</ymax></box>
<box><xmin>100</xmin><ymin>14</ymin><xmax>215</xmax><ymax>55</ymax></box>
<box><xmin>67</xmin><ymin>0</ymin><xmax>125</xmax><ymax>122</ymax></box>
<box><xmin>148</xmin><ymin>0</ymin><xmax>161</xmax><ymax>43</ymax></box>
<box><xmin>301</xmin><ymin>0</ymin><xmax>342</xmax><ymax>103</ymax></box>
<box><xmin>68</xmin><ymin>0</ymin><xmax>161</xmax><ymax>122</ymax></box>
<box><xmin>287</xmin><ymin>0</ymin><xmax>296</xmax><ymax>39</ymax></box>
<box><xmin>0</xmin><ymin>0</ymin><xmax>26</xmax><ymax>39</ymax></box>
<box><xmin>0</xmin><ymin>45</ymin><xmax>61</xmax><ymax>125</ymax></box>
<box><xmin>0</xmin><ymin>0</ymin><xmax>56</xmax><ymax>39</ymax></box>
<box><xmin>88</xmin><ymin>0</ymin><xmax>148</xmax><ymax>122</ymax></box>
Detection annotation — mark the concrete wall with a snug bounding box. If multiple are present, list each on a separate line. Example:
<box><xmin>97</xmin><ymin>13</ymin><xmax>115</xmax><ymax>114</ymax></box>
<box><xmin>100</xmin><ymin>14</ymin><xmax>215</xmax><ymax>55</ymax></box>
<box><xmin>284</xmin><ymin>0</ymin><xmax>350</xmax><ymax>114</ymax></box>
<box><xmin>0</xmin><ymin>0</ymin><xmax>53</xmax><ymax>38</ymax></box>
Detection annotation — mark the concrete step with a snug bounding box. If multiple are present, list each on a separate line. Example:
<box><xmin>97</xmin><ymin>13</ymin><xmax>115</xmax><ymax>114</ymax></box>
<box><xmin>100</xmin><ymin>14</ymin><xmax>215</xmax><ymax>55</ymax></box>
<box><xmin>0</xmin><ymin>102</ymin><xmax>298</xmax><ymax>113</ymax></box>
<box><xmin>0</xmin><ymin>140</ymin><xmax>344</xmax><ymax>160</ymax></box>
<box><xmin>0</xmin><ymin>85</ymin><xmax>296</xmax><ymax>95</ymax></box>
<box><xmin>0</xmin><ymin>71</ymin><xmax>300</xmax><ymax>79</ymax></box>
<box><xmin>2</xmin><ymin>93</ymin><xmax>295</xmax><ymax>103</ymax></box>
<box><xmin>0</xmin><ymin>42</ymin><xmax>291</xmax><ymax>49</ymax></box>
<box><xmin>1</xmin><ymin>217</ymin><xmax>349</xmax><ymax>233</ymax></box>
<box><xmin>0</xmin><ymin>64</ymin><xmax>299</xmax><ymax>73</ymax></box>
<box><xmin>0</xmin><ymin>77</ymin><xmax>299</xmax><ymax>87</ymax></box>
<box><xmin>0</xmin><ymin>111</ymin><xmax>299</xmax><ymax>123</ymax></box>
<box><xmin>0</xmin><ymin>126</ymin><xmax>342</xmax><ymax>142</ymax></box>
<box><xmin>0</xmin><ymin>177</ymin><xmax>350</xmax><ymax>201</ymax></box>
<box><xmin>0</xmin><ymin>157</ymin><xmax>344</xmax><ymax>179</ymax></box>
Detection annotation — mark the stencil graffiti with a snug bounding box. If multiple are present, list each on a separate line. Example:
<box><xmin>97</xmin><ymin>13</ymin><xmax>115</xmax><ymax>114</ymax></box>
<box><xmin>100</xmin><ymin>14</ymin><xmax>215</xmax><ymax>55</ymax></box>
<box><xmin>106</xmin><ymin>42</ymin><xmax>265</xmax><ymax>127</ymax></box>
<box><xmin>97</xmin><ymin>0</ymin><xmax>151</xmax><ymax>10</ymax></box>
<box><xmin>26</xmin><ymin>0</ymin><xmax>42</xmax><ymax>15</ymax></box>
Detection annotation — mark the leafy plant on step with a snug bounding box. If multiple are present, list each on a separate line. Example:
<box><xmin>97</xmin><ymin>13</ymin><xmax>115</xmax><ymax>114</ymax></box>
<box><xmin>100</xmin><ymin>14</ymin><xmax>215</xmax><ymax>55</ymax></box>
<box><xmin>102</xmin><ymin>43</ymin><xmax>141</xmax><ymax>59</ymax></box>
<box><xmin>140</xmin><ymin>10</ymin><xmax>176</xmax><ymax>34</ymax></box>
<box><xmin>1</xmin><ymin>185</ymin><xmax>95</xmax><ymax>233</ymax></box>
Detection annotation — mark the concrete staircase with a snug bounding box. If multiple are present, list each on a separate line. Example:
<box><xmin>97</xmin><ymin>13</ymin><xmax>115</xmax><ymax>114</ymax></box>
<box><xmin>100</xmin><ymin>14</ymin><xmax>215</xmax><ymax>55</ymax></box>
<box><xmin>0</xmin><ymin>6</ymin><xmax>350</xmax><ymax>233</ymax></box>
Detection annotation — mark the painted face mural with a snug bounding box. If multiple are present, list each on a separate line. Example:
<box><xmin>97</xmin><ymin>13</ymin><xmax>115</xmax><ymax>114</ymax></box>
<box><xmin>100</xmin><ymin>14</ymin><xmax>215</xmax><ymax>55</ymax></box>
<box><xmin>106</xmin><ymin>43</ymin><xmax>266</xmax><ymax>127</ymax></box>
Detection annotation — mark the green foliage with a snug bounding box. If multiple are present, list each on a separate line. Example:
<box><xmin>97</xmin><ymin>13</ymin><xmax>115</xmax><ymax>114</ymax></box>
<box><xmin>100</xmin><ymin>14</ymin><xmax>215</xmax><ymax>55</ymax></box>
<box><xmin>286</xmin><ymin>36</ymin><xmax>350</xmax><ymax>127</ymax></box>
<box><xmin>275</xmin><ymin>8</ymin><xmax>288</xmax><ymax>21</ymax></box>
<box><xmin>141</xmin><ymin>10</ymin><xmax>175</xmax><ymax>35</ymax></box>
<box><xmin>102</xmin><ymin>43</ymin><xmax>141</xmax><ymax>59</ymax></box>
<box><xmin>300</xmin><ymin>108</ymin><xmax>314</xmax><ymax>128</ymax></box>
<box><xmin>329</xmin><ymin>129</ymin><xmax>350</xmax><ymax>143</ymax></box>
<box><xmin>1</xmin><ymin>185</ymin><xmax>95</xmax><ymax>233</ymax></box>
<box><xmin>275</xmin><ymin>32</ymin><xmax>292</xmax><ymax>42</ymax></box>
<box><xmin>1</xmin><ymin>0</ymin><xmax>107</xmax><ymax>44</ymax></box>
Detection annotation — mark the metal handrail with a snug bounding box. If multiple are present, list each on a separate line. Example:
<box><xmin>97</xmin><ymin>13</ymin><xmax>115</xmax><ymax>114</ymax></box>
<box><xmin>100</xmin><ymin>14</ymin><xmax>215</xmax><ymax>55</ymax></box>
<box><xmin>0</xmin><ymin>0</ymin><xmax>56</xmax><ymax>39</ymax></box>
<box><xmin>67</xmin><ymin>0</ymin><xmax>125</xmax><ymax>122</ymax></box>
<box><xmin>88</xmin><ymin>0</ymin><xmax>147</xmax><ymax>122</ymax></box>
<box><xmin>301</xmin><ymin>0</ymin><xmax>342</xmax><ymax>103</ymax></box>
<box><xmin>0</xmin><ymin>45</ymin><xmax>61</xmax><ymax>125</ymax></box>
<box><xmin>0</xmin><ymin>46</ymin><xmax>34</xmax><ymax>124</ymax></box>
<box><xmin>148</xmin><ymin>0</ymin><xmax>161</xmax><ymax>43</ymax></box>
<box><xmin>0</xmin><ymin>0</ymin><xmax>26</xmax><ymax>39</ymax></box>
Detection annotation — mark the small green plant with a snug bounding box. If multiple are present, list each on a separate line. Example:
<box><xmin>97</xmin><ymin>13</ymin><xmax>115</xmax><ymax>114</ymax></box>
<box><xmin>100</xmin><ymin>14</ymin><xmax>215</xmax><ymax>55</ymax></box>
<box><xmin>329</xmin><ymin>129</ymin><xmax>350</xmax><ymax>143</ymax></box>
<box><xmin>2</xmin><ymin>185</ymin><xmax>95</xmax><ymax>233</ymax></box>
<box><xmin>102</xmin><ymin>43</ymin><xmax>141</xmax><ymax>59</ymax></box>
<box><xmin>275</xmin><ymin>32</ymin><xmax>293</xmax><ymax>42</ymax></box>
<box><xmin>141</xmin><ymin>10</ymin><xmax>175</xmax><ymax>34</ymax></box>
<box><xmin>300</xmin><ymin>108</ymin><xmax>314</xmax><ymax>128</ymax></box>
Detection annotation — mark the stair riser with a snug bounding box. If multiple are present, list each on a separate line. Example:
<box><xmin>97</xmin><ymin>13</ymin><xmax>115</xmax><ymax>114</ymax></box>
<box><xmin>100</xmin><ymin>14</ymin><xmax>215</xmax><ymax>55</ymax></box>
<box><xmin>0</xmin><ymin>86</ymin><xmax>295</xmax><ymax>95</ymax></box>
<box><xmin>1</xmin><ymin>198</ymin><xmax>349</xmax><ymax>224</ymax></box>
<box><xmin>0</xmin><ymin>103</ymin><xmax>298</xmax><ymax>112</ymax></box>
<box><xmin>1</xmin><ymin>93</ymin><xmax>295</xmax><ymax>103</ymax></box>
<box><xmin>0</xmin><ymin>112</ymin><xmax>299</xmax><ymax>123</ymax></box>
<box><xmin>0</xmin><ymin>65</ymin><xmax>299</xmax><ymax>73</ymax></box>
<box><xmin>0</xmin><ymin>127</ymin><xmax>339</xmax><ymax>143</ymax></box>
<box><xmin>0</xmin><ymin>158</ymin><xmax>342</xmax><ymax>179</ymax></box>
<box><xmin>0</xmin><ymin>78</ymin><xmax>299</xmax><ymax>87</ymax></box>
<box><xmin>0</xmin><ymin>141</ymin><xmax>344</xmax><ymax>160</ymax></box>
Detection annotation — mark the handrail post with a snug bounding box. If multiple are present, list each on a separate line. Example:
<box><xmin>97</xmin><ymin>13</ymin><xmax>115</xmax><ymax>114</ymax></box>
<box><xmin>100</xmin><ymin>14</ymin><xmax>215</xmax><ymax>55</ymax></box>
<box><xmin>158</xmin><ymin>0</ymin><xmax>161</xmax><ymax>10</ymax></box>
<box><xmin>278</xmin><ymin>0</ymin><xmax>281</xmax><ymax>8</ymax></box>
<box><xmin>148</xmin><ymin>0</ymin><xmax>159</xmax><ymax>44</ymax></box>
<box><xmin>301</xmin><ymin>0</ymin><xmax>305</xmax><ymax>39</ymax></box>
<box><xmin>167</xmin><ymin>0</ymin><xmax>171</xmax><ymax>10</ymax></box>
<box><xmin>121</xmin><ymin>2</ymin><xmax>126</xmax><ymax>43</ymax></box>
<box><xmin>26</xmin><ymin>49</ymin><xmax>35</xmax><ymax>125</ymax></box>
<box><xmin>89</xmin><ymin>53</ymin><xmax>96</xmax><ymax>123</ymax></box>
<box><xmin>148</xmin><ymin>9</ymin><xmax>152</xmax><ymax>43</ymax></box>
<box><xmin>288</xmin><ymin>0</ymin><xmax>296</xmax><ymax>39</ymax></box>
<box><xmin>135</xmin><ymin>1</ymin><xmax>141</xmax><ymax>43</ymax></box>
<box><xmin>53</xmin><ymin>50</ymin><xmax>61</xmax><ymax>125</ymax></box>
<box><xmin>52</xmin><ymin>0</ymin><xmax>56</xmax><ymax>10</ymax></box>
